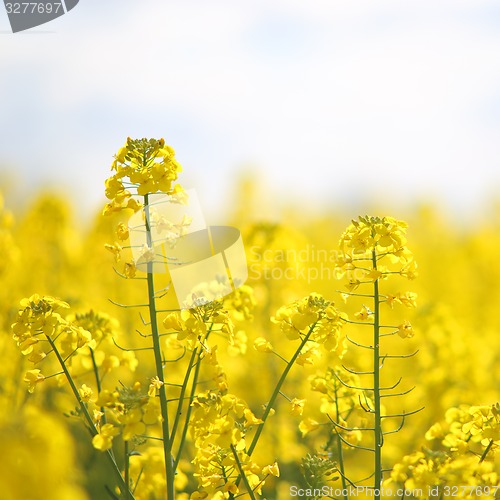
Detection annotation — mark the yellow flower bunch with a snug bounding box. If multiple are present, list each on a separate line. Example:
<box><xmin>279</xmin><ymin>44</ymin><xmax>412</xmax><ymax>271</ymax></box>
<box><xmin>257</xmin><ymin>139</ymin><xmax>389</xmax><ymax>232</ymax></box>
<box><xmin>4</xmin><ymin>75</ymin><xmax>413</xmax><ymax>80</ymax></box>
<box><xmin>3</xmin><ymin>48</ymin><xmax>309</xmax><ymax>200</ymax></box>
<box><xmin>431</xmin><ymin>404</ymin><xmax>500</xmax><ymax>456</ymax></box>
<box><xmin>336</xmin><ymin>215</ymin><xmax>418</xmax><ymax>290</ymax></box>
<box><xmin>386</xmin><ymin>404</ymin><xmax>500</xmax><ymax>498</ymax></box>
<box><xmin>271</xmin><ymin>293</ymin><xmax>347</xmax><ymax>355</ymax></box>
<box><xmin>162</xmin><ymin>290</ymin><xmax>254</xmax><ymax>356</ymax></box>
<box><xmin>163</xmin><ymin>302</ymin><xmax>234</xmax><ymax>350</ymax></box>
<box><xmin>103</xmin><ymin>137</ymin><xmax>183</xmax><ymax>216</ymax></box>
<box><xmin>340</xmin><ymin>215</ymin><xmax>408</xmax><ymax>252</ymax></box>
<box><xmin>11</xmin><ymin>294</ymin><xmax>96</xmax><ymax>392</ymax></box>
<box><xmin>189</xmin><ymin>390</ymin><xmax>281</xmax><ymax>498</ymax></box>
<box><xmin>91</xmin><ymin>381</ymin><xmax>162</xmax><ymax>453</ymax></box>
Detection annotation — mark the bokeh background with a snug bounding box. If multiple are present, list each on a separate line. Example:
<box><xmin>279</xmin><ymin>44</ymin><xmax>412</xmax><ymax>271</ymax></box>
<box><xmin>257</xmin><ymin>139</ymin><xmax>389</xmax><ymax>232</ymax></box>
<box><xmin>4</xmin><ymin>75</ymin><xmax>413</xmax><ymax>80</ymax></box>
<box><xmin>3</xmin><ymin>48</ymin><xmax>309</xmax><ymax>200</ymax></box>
<box><xmin>1</xmin><ymin>0</ymin><xmax>500</xmax><ymax>223</ymax></box>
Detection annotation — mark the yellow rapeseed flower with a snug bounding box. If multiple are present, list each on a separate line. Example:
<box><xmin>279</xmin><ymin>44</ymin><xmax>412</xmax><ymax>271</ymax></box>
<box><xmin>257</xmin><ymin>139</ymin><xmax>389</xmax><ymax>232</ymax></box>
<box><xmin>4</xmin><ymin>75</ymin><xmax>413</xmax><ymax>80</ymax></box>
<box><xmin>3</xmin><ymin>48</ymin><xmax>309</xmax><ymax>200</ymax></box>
<box><xmin>92</xmin><ymin>423</ymin><xmax>119</xmax><ymax>451</ymax></box>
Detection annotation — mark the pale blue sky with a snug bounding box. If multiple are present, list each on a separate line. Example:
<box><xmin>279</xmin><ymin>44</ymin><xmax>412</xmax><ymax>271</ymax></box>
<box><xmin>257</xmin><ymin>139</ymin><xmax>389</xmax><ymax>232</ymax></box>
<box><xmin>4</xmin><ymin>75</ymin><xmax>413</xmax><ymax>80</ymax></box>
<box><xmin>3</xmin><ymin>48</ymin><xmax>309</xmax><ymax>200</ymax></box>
<box><xmin>1</xmin><ymin>0</ymin><xmax>500</xmax><ymax>223</ymax></box>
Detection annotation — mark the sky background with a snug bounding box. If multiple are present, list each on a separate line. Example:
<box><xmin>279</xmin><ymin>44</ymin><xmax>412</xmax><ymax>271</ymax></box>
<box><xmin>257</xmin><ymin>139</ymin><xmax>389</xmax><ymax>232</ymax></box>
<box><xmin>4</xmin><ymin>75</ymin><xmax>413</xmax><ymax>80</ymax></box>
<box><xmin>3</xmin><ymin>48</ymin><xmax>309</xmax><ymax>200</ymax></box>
<box><xmin>1</xmin><ymin>0</ymin><xmax>500</xmax><ymax>224</ymax></box>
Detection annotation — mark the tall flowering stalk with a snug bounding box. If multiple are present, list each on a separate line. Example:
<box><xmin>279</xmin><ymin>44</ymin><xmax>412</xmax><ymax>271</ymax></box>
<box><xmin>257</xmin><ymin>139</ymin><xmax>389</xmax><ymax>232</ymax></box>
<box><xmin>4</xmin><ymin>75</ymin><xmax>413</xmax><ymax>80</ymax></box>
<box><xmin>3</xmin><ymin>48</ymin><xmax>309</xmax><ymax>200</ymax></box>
<box><xmin>104</xmin><ymin>138</ymin><xmax>183</xmax><ymax>499</ymax></box>
<box><xmin>334</xmin><ymin>215</ymin><xmax>421</xmax><ymax>497</ymax></box>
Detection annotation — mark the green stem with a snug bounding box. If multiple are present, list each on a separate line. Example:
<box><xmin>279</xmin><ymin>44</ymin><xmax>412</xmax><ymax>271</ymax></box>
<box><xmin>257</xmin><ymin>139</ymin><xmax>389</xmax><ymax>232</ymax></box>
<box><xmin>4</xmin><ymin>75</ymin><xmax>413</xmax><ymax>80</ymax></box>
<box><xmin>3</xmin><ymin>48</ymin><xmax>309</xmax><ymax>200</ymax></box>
<box><xmin>334</xmin><ymin>380</ymin><xmax>348</xmax><ymax>500</ymax></box>
<box><xmin>236</xmin><ymin>321</ymin><xmax>317</xmax><ymax>486</ymax></box>
<box><xmin>372</xmin><ymin>249</ymin><xmax>382</xmax><ymax>499</ymax></box>
<box><xmin>89</xmin><ymin>347</ymin><xmax>102</xmax><ymax>393</ymax></box>
<box><xmin>124</xmin><ymin>440</ymin><xmax>131</xmax><ymax>499</ymax></box>
<box><xmin>144</xmin><ymin>193</ymin><xmax>175</xmax><ymax>500</ymax></box>
<box><xmin>170</xmin><ymin>346</ymin><xmax>199</xmax><ymax>443</ymax></box>
<box><xmin>170</xmin><ymin>323</ymin><xmax>214</xmax><ymax>456</ymax></box>
<box><xmin>45</xmin><ymin>335</ymin><xmax>132</xmax><ymax>498</ymax></box>
<box><xmin>174</xmin><ymin>347</ymin><xmax>204</xmax><ymax>472</ymax></box>
<box><xmin>90</xmin><ymin>347</ymin><xmax>107</xmax><ymax>425</ymax></box>
<box><xmin>243</xmin><ymin>322</ymin><xmax>317</xmax><ymax>467</ymax></box>
<box><xmin>230</xmin><ymin>444</ymin><xmax>257</xmax><ymax>500</ymax></box>
<box><xmin>479</xmin><ymin>439</ymin><xmax>494</xmax><ymax>463</ymax></box>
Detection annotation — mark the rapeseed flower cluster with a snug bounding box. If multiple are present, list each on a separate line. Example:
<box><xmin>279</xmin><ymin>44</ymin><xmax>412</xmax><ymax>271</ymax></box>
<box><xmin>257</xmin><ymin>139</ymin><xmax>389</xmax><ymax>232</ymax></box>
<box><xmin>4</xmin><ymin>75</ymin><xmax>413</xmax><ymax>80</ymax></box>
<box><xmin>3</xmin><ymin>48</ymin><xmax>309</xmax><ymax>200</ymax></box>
<box><xmin>103</xmin><ymin>137</ymin><xmax>183</xmax><ymax>216</ymax></box>
<box><xmin>387</xmin><ymin>404</ymin><xmax>500</xmax><ymax>498</ymax></box>
<box><xmin>271</xmin><ymin>293</ymin><xmax>347</xmax><ymax>354</ymax></box>
<box><xmin>11</xmin><ymin>294</ymin><xmax>95</xmax><ymax>391</ymax></box>
<box><xmin>336</xmin><ymin>215</ymin><xmax>417</xmax><ymax>290</ymax></box>
<box><xmin>189</xmin><ymin>390</ymin><xmax>277</xmax><ymax>497</ymax></box>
